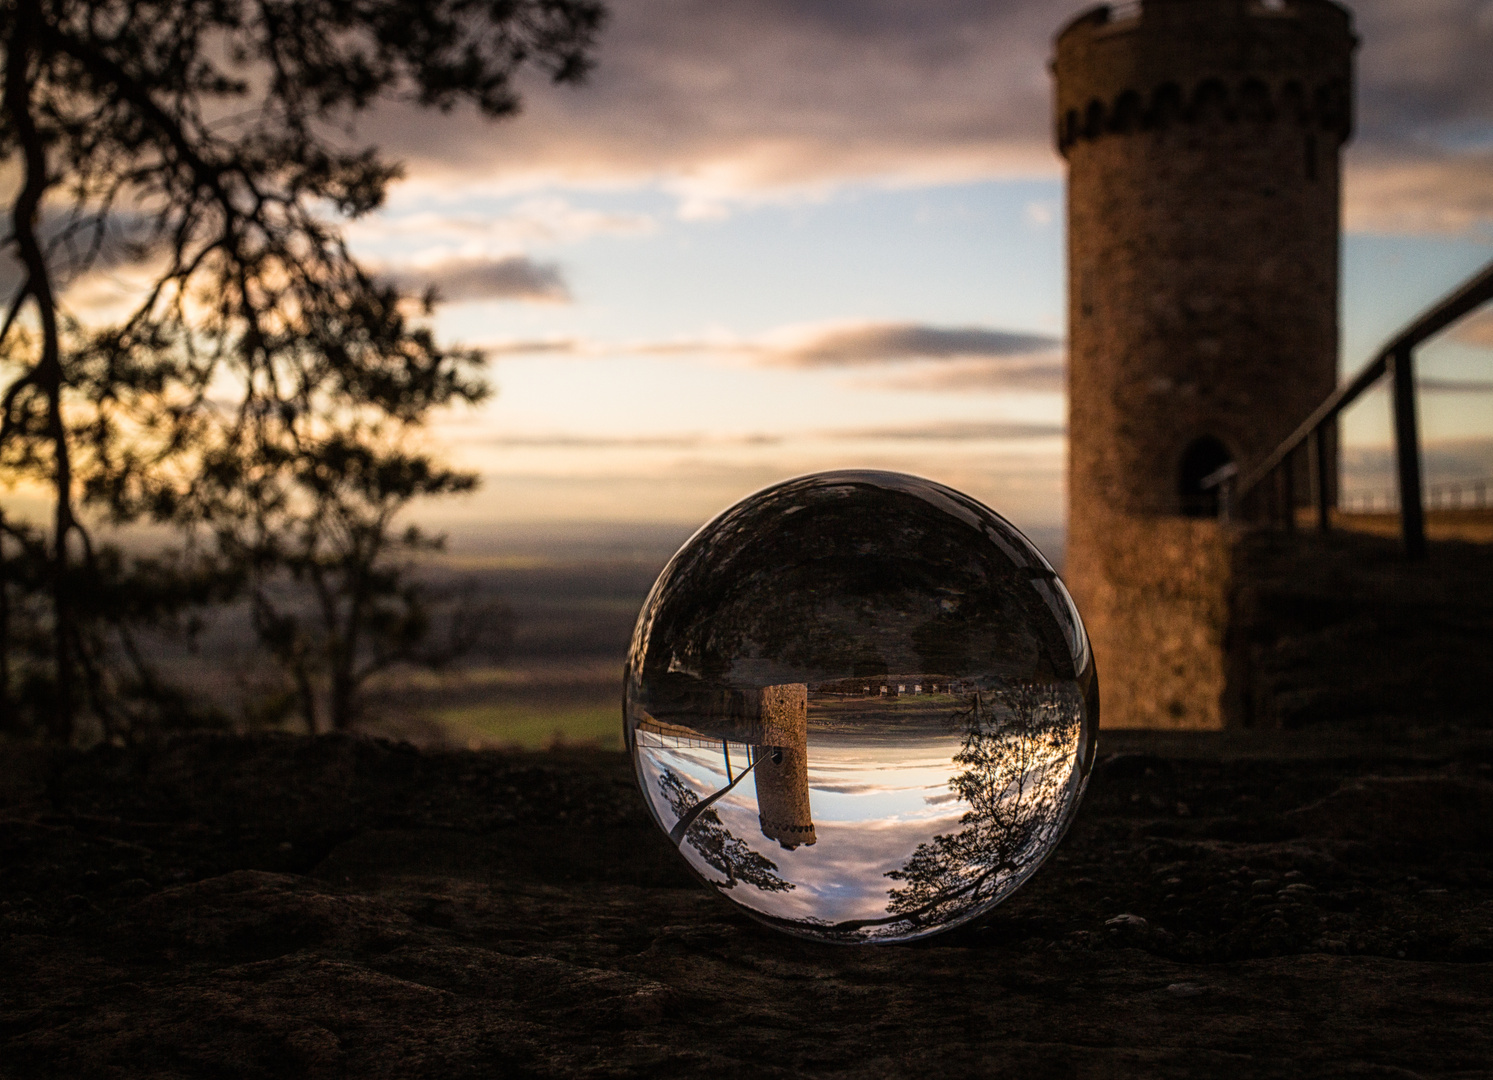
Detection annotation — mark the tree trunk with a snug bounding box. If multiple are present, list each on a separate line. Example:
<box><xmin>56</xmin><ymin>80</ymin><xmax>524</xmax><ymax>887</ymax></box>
<box><xmin>5</xmin><ymin>0</ymin><xmax>77</xmax><ymax>743</ymax></box>
<box><xmin>0</xmin><ymin>514</ymin><xmax>11</xmax><ymax>729</ymax></box>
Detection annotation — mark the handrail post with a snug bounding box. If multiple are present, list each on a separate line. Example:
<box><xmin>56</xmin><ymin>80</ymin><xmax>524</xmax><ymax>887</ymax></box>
<box><xmin>1281</xmin><ymin>450</ymin><xmax>1296</xmax><ymax>532</ymax></box>
<box><xmin>1390</xmin><ymin>344</ymin><xmax>1427</xmax><ymax>559</ymax></box>
<box><xmin>1310</xmin><ymin>427</ymin><xmax>1331</xmax><ymax>532</ymax></box>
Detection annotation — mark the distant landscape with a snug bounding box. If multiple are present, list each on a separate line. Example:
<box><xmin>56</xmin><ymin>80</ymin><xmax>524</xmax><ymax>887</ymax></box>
<box><xmin>61</xmin><ymin>496</ymin><xmax>1493</xmax><ymax>751</ymax></box>
<box><xmin>344</xmin><ymin>520</ymin><xmax>1068</xmax><ymax>750</ymax></box>
<box><xmin>377</xmin><ymin>536</ymin><xmax>675</xmax><ymax>751</ymax></box>
<box><xmin>375</xmin><ymin>520</ymin><xmax>1065</xmax><ymax>750</ymax></box>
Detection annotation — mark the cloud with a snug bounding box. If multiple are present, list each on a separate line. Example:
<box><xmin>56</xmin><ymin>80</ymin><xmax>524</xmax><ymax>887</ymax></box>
<box><xmin>477</xmin><ymin>321</ymin><xmax>1063</xmax><ymax>372</ymax></box>
<box><xmin>1343</xmin><ymin>151</ymin><xmax>1493</xmax><ymax>235</ymax></box>
<box><xmin>360</xmin><ymin>0</ymin><xmax>1066</xmax><ymax>202</ymax></box>
<box><xmin>483</xmin><ymin>338</ymin><xmax>587</xmax><ymax>356</ymax></box>
<box><xmin>385</xmin><ymin>254</ymin><xmax>569</xmax><ymax>303</ymax></box>
<box><xmin>1303</xmin><ymin>0</ymin><xmax>1493</xmax><ymax>234</ymax></box>
<box><xmin>348</xmin><ymin>0</ymin><xmax>1493</xmax><ymax>233</ymax></box>
<box><xmin>476</xmin><ymin>334</ymin><xmax>712</xmax><ymax>358</ymax></box>
<box><xmin>766</xmin><ymin>323</ymin><xmax>1061</xmax><ymax>368</ymax></box>
<box><xmin>0</xmin><ymin>207</ymin><xmax>159</xmax><ymax>301</ymax></box>
<box><xmin>1024</xmin><ymin>200</ymin><xmax>1056</xmax><ymax>227</ymax></box>
<box><xmin>1341</xmin><ymin>436</ymin><xmax>1493</xmax><ymax>487</ymax></box>
<box><xmin>463</xmin><ymin>420</ymin><xmax>1058</xmax><ymax>451</ymax></box>
<box><xmin>1450</xmin><ymin>307</ymin><xmax>1493</xmax><ymax>349</ymax></box>
<box><xmin>469</xmin><ymin>431</ymin><xmax>781</xmax><ymax>449</ymax></box>
<box><xmin>347</xmin><ymin>196</ymin><xmax>654</xmax><ymax>253</ymax></box>
<box><xmin>1418</xmin><ymin>377</ymin><xmax>1493</xmax><ymax>393</ymax></box>
<box><xmin>1353</xmin><ymin>0</ymin><xmax>1493</xmax><ymax>148</ymax></box>
<box><xmin>860</xmin><ymin>355</ymin><xmax>1066</xmax><ymax>394</ymax></box>
<box><xmin>823</xmin><ymin>420</ymin><xmax>1063</xmax><ymax>442</ymax></box>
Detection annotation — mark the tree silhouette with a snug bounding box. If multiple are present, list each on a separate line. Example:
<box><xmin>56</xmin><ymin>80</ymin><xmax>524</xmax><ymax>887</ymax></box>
<box><xmin>657</xmin><ymin>768</ymin><xmax>794</xmax><ymax>894</ymax></box>
<box><xmin>0</xmin><ymin>0</ymin><xmax>604</xmax><ymax>738</ymax></box>
<box><xmin>823</xmin><ymin>680</ymin><xmax>1083</xmax><ymax>938</ymax></box>
<box><xmin>212</xmin><ymin>431</ymin><xmax>513</xmax><ymax>731</ymax></box>
<box><xmin>880</xmin><ymin>682</ymin><xmax>1080</xmax><ymax>928</ymax></box>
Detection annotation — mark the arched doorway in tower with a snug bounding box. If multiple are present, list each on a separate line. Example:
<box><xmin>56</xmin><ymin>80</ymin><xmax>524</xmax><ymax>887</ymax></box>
<box><xmin>1178</xmin><ymin>436</ymin><xmax>1233</xmax><ymax>518</ymax></box>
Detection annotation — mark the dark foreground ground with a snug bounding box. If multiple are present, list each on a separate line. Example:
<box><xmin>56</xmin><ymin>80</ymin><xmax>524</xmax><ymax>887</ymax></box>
<box><xmin>3</xmin><ymin>730</ymin><xmax>1493</xmax><ymax>1078</ymax></box>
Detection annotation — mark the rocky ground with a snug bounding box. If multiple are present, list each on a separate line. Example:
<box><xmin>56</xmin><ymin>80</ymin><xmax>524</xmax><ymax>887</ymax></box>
<box><xmin>1236</xmin><ymin>530</ymin><xmax>1493</xmax><ymax>731</ymax></box>
<box><xmin>3</xmin><ymin>729</ymin><xmax>1492</xmax><ymax>1078</ymax></box>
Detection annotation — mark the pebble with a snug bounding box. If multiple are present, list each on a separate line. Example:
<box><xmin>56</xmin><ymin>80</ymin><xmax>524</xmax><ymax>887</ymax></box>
<box><xmin>1106</xmin><ymin>913</ymin><xmax>1148</xmax><ymax>928</ymax></box>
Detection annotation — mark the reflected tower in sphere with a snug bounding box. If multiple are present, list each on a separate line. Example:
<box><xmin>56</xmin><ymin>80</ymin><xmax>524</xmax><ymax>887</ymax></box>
<box><xmin>752</xmin><ymin>683</ymin><xmax>816</xmax><ymax>849</ymax></box>
<box><xmin>1052</xmin><ymin>0</ymin><xmax>1355</xmax><ymax>727</ymax></box>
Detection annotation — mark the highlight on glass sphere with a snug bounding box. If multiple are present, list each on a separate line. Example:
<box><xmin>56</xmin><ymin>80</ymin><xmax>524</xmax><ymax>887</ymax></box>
<box><xmin>624</xmin><ymin>470</ymin><xmax>1098</xmax><ymax>944</ymax></box>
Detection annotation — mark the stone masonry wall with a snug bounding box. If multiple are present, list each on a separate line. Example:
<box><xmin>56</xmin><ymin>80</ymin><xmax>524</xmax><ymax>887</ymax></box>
<box><xmin>1066</xmin><ymin>514</ymin><xmax>1239</xmax><ymax>729</ymax></box>
<box><xmin>1054</xmin><ymin>0</ymin><xmax>1355</xmax><ymax>727</ymax></box>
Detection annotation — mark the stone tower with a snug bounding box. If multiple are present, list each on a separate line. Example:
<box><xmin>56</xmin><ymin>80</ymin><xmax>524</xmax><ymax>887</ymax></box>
<box><xmin>752</xmin><ymin>683</ymin><xmax>816</xmax><ymax>850</ymax></box>
<box><xmin>1052</xmin><ymin>0</ymin><xmax>1355</xmax><ymax>728</ymax></box>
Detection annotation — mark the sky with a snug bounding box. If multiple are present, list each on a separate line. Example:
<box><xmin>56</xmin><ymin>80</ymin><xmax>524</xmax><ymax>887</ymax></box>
<box><xmin>40</xmin><ymin>0</ymin><xmax>1493</xmax><ymax>553</ymax></box>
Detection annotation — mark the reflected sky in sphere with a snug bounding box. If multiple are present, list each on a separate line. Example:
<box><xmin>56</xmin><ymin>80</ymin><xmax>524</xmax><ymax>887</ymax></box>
<box><xmin>625</xmin><ymin>470</ymin><xmax>1098</xmax><ymax>943</ymax></box>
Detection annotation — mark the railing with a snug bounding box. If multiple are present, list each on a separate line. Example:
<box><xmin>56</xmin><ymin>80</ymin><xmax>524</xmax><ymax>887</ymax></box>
<box><xmin>1215</xmin><ymin>258</ymin><xmax>1493</xmax><ymax>558</ymax></box>
<box><xmin>1340</xmin><ymin>477</ymin><xmax>1493</xmax><ymax>514</ymax></box>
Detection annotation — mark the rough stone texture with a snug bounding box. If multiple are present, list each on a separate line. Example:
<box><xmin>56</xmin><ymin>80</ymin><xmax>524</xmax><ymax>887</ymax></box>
<box><xmin>1070</xmin><ymin>515</ymin><xmax>1236</xmax><ymax>730</ymax></box>
<box><xmin>4</xmin><ymin>729</ymin><xmax>1493</xmax><ymax>1078</ymax></box>
<box><xmin>1057</xmin><ymin>0</ymin><xmax>1351</xmax><ymax>519</ymax></box>
<box><xmin>1054</xmin><ymin>0</ymin><xmax>1355</xmax><ymax>728</ymax></box>
<box><xmin>753</xmin><ymin>683</ymin><xmax>815</xmax><ymax>849</ymax></box>
<box><xmin>1074</xmin><ymin>523</ymin><xmax>1493</xmax><ymax>732</ymax></box>
<box><xmin>1231</xmin><ymin>530</ymin><xmax>1493</xmax><ymax>731</ymax></box>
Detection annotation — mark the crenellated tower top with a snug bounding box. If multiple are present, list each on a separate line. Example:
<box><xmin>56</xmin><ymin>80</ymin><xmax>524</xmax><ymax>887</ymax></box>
<box><xmin>1053</xmin><ymin>0</ymin><xmax>1355</xmax><ymax>157</ymax></box>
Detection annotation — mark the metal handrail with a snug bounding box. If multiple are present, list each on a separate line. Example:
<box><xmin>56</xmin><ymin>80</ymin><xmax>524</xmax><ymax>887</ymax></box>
<box><xmin>1226</xmin><ymin>257</ymin><xmax>1493</xmax><ymax>558</ymax></box>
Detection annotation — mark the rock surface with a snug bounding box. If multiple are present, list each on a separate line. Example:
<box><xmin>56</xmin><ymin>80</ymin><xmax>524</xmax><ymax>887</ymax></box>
<box><xmin>3</xmin><ymin>731</ymin><xmax>1492</xmax><ymax>1078</ymax></box>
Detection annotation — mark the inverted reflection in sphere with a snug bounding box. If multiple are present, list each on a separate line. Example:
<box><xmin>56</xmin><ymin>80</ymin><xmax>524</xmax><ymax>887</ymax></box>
<box><xmin>625</xmin><ymin>470</ymin><xmax>1098</xmax><ymax>943</ymax></box>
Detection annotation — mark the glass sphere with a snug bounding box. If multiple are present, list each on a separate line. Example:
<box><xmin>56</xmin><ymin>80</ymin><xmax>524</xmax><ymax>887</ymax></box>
<box><xmin>625</xmin><ymin>470</ymin><xmax>1098</xmax><ymax>944</ymax></box>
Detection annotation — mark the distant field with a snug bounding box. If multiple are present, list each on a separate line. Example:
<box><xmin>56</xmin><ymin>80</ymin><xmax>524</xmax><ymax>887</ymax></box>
<box><xmin>148</xmin><ymin>536</ymin><xmax>671</xmax><ymax>749</ymax></box>
<box><xmin>432</xmin><ymin>700</ymin><xmax>623</xmax><ymax>751</ymax></box>
<box><xmin>371</xmin><ymin>654</ymin><xmax>635</xmax><ymax>752</ymax></box>
<box><xmin>1330</xmin><ymin>507</ymin><xmax>1493</xmax><ymax>544</ymax></box>
<box><xmin>809</xmin><ymin>694</ymin><xmax>965</xmax><ymax>732</ymax></box>
<box><xmin>404</xmin><ymin>551</ymin><xmax>661</xmax><ymax>748</ymax></box>
<box><xmin>129</xmin><ymin>520</ymin><xmax>1074</xmax><ymax>749</ymax></box>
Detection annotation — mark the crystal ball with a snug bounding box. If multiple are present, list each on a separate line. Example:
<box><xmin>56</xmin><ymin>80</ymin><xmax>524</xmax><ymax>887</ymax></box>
<box><xmin>625</xmin><ymin>470</ymin><xmax>1098</xmax><ymax>943</ymax></box>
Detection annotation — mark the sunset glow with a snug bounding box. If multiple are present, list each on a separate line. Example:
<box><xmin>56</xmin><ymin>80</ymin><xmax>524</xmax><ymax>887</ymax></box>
<box><xmin>18</xmin><ymin>0</ymin><xmax>1493</xmax><ymax>549</ymax></box>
